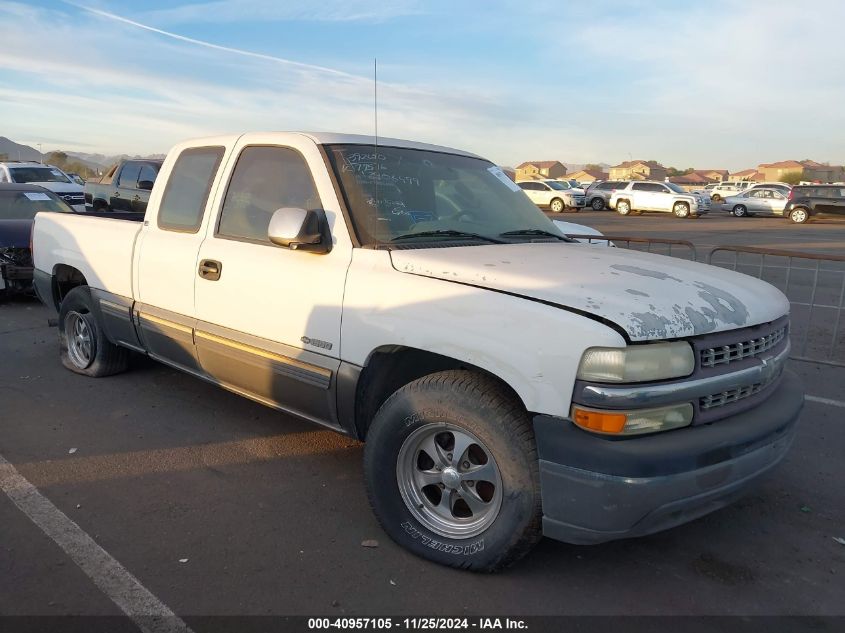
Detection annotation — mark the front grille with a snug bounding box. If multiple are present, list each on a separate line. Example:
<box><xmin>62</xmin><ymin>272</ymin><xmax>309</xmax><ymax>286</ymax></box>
<box><xmin>58</xmin><ymin>192</ymin><xmax>84</xmax><ymax>204</ymax></box>
<box><xmin>700</xmin><ymin>326</ymin><xmax>786</xmax><ymax>368</ymax></box>
<box><xmin>699</xmin><ymin>366</ymin><xmax>781</xmax><ymax>410</ymax></box>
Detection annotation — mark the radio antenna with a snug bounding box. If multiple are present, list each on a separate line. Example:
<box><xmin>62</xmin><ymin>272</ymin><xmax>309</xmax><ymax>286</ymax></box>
<box><xmin>373</xmin><ymin>57</ymin><xmax>379</xmax><ymax>222</ymax></box>
<box><xmin>374</xmin><ymin>57</ymin><xmax>379</xmax><ymax>147</ymax></box>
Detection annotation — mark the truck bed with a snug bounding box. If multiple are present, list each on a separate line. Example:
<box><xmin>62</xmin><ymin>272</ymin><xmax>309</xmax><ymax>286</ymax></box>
<box><xmin>32</xmin><ymin>212</ymin><xmax>143</xmax><ymax>300</ymax></box>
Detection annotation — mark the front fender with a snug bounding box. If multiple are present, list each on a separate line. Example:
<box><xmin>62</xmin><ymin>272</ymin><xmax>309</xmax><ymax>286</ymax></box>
<box><xmin>341</xmin><ymin>249</ymin><xmax>625</xmax><ymax>416</ymax></box>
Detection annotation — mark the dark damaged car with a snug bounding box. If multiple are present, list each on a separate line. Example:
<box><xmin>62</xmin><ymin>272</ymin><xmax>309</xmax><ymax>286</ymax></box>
<box><xmin>0</xmin><ymin>184</ymin><xmax>73</xmax><ymax>298</ymax></box>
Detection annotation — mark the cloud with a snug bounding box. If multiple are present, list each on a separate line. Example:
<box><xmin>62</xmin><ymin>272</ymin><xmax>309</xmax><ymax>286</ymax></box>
<box><xmin>0</xmin><ymin>1</ymin><xmax>517</xmax><ymax>158</ymax></box>
<box><xmin>141</xmin><ymin>0</ymin><xmax>425</xmax><ymax>25</ymax></box>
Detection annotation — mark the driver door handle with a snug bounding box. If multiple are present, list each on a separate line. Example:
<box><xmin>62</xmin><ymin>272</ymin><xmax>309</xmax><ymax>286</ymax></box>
<box><xmin>198</xmin><ymin>259</ymin><xmax>222</xmax><ymax>281</ymax></box>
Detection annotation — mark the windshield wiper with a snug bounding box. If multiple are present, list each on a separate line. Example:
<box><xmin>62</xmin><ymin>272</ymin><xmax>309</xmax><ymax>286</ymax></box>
<box><xmin>391</xmin><ymin>230</ymin><xmax>505</xmax><ymax>244</ymax></box>
<box><xmin>499</xmin><ymin>229</ymin><xmax>574</xmax><ymax>242</ymax></box>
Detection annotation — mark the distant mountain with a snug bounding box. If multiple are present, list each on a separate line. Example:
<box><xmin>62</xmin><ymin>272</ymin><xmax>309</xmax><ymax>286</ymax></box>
<box><xmin>0</xmin><ymin>136</ymin><xmax>42</xmax><ymax>162</ymax></box>
<box><xmin>66</xmin><ymin>151</ymin><xmax>166</xmax><ymax>171</ymax></box>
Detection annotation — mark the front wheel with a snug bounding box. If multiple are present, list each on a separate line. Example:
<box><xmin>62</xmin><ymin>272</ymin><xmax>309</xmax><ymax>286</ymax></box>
<box><xmin>673</xmin><ymin>202</ymin><xmax>691</xmax><ymax>218</ymax></box>
<box><xmin>591</xmin><ymin>197</ymin><xmax>605</xmax><ymax>211</ymax></box>
<box><xmin>616</xmin><ymin>200</ymin><xmax>631</xmax><ymax>215</ymax></box>
<box><xmin>363</xmin><ymin>370</ymin><xmax>541</xmax><ymax>572</ymax></box>
<box><xmin>732</xmin><ymin>204</ymin><xmax>747</xmax><ymax>217</ymax></box>
<box><xmin>59</xmin><ymin>286</ymin><xmax>129</xmax><ymax>377</ymax></box>
<box><xmin>550</xmin><ymin>198</ymin><xmax>564</xmax><ymax>213</ymax></box>
<box><xmin>789</xmin><ymin>207</ymin><xmax>809</xmax><ymax>224</ymax></box>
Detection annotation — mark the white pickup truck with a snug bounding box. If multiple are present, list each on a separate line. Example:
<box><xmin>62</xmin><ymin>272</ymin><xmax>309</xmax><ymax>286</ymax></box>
<box><xmin>32</xmin><ymin>132</ymin><xmax>803</xmax><ymax>571</ymax></box>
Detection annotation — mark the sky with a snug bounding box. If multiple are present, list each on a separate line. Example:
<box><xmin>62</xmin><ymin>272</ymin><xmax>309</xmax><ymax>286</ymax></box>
<box><xmin>1</xmin><ymin>0</ymin><xmax>844</xmax><ymax>170</ymax></box>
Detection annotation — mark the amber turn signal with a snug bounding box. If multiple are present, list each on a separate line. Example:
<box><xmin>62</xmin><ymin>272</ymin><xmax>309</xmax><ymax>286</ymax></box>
<box><xmin>572</xmin><ymin>407</ymin><xmax>627</xmax><ymax>434</ymax></box>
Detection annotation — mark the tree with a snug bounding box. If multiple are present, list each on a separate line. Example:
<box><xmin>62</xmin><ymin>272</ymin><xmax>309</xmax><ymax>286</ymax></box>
<box><xmin>780</xmin><ymin>171</ymin><xmax>804</xmax><ymax>185</ymax></box>
<box><xmin>667</xmin><ymin>166</ymin><xmax>694</xmax><ymax>177</ymax></box>
<box><xmin>584</xmin><ymin>163</ymin><xmax>604</xmax><ymax>172</ymax></box>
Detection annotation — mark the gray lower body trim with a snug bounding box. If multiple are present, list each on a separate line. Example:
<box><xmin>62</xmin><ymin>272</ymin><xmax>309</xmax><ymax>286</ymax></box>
<box><xmin>90</xmin><ymin>289</ymin><xmax>144</xmax><ymax>352</ymax></box>
<box><xmin>541</xmin><ymin>426</ymin><xmax>795</xmax><ymax>544</ymax></box>
<box><xmin>33</xmin><ymin>268</ymin><xmax>54</xmax><ymax>310</ymax></box>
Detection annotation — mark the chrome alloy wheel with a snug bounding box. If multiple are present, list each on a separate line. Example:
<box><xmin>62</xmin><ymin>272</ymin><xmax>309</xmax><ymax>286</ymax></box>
<box><xmin>65</xmin><ymin>311</ymin><xmax>94</xmax><ymax>369</ymax></box>
<box><xmin>396</xmin><ymin>424</ymin><xmax>503</xmax><ymax>539</ymax></box>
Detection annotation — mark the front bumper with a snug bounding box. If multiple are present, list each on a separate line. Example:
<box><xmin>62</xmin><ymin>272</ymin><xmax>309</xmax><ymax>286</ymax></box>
<box><xmin>534</xmin><ymin>369</ymin><xmax>803</xmax><ymax>544</ymax></box>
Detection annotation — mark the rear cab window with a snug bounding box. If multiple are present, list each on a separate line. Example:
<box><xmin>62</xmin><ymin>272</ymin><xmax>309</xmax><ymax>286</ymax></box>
<box><xmin>157</xmin><ymin>147</ymin><xmax>225</xmax><ymax>232</ymax></box>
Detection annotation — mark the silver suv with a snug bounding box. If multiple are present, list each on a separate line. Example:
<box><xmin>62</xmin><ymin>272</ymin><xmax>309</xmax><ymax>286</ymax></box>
<box><xmin>584</xmin><ymin>180</ymin><xmax>629</xmax><ymax>210</ymax></box>
<box><xmin>608</xmin><ymin>181</ymin><xmax>710</xmax><ymax>218</ymax></box>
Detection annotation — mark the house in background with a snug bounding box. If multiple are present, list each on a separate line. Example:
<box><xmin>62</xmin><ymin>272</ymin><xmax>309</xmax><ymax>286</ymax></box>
<box><xmin>514</xmin><ymin>160</ymin><xmax>567</xmax><ymax>180</ymax></box>
<box><xmin>608</xmin><ymin>160</ymin><xmax>668</xmax><ymax>181</ymax></box>
<box><xmin>567</xmin><ymin>168</ymin><xmax>608</xmax><ymax>184</ymax></box>
<box><xmin>668</xmin><ymin>172</ymin><xmax>712</xmax><ymax>191</ymax></box>
<box><xmin>757</xmin><ymin>160</ymin><xmax>845</xmax><ymax>183</ymax></box>
<box><xmin>730</xmin><ymin>168</ymin><xmax>761</xmax><ymax>181</ymax></box>
<box><xmin>692</xmin><ymin>169</ymin><xmax>729</xmax><ymax>182</ymax></box>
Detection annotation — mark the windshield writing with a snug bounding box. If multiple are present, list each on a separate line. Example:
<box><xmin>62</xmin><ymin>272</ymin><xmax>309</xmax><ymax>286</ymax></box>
<box><xmin>327</xmin><ymin>144</ymin><xmax>564</xmax><ymax>246</ymax></box>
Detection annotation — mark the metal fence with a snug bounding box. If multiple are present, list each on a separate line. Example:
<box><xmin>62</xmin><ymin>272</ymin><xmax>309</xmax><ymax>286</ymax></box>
<box><xmin>566</xmin><ymin>235</ymin><xmax>698</xmax><ymax>261</ymax></box>
<box><xmin>566</xmin><ymin>235</ymin><xmax>845</xmax><ymax>367</ymax></box>
<box><xmin>708</xmin><ymin>246</ymin><xmax>845</xmax><ymax>367</ymax></box>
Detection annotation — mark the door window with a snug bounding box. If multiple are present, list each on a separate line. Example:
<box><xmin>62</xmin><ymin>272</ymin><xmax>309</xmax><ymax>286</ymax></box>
<box><xmin>632</xmin><ymin>182</ymin><xmax>650</xmax><ymax>191</ymax></box>
<box><xmin>157</xmin><ymin>146</ymin><xmax>224</xmax><ymax>233</ymax></box>
<box><xmin>138</xmin><ymin>164</ymin><xmax>158</xmax><ymax>186</ymax></box>
<box><xmin>217</xmin><ymin>146</ymin><xmax>322</xmax><ymax>243</ymax></box>
<box><xmin>117</xmin><ymin>163</ymin><xmax>141</xmax><ymax>188</ymax></box>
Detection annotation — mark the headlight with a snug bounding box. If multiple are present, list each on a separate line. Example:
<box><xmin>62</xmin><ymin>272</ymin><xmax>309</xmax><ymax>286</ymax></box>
<box><xmin>577</xmin><ymin>342</ymin><xmax>694</xmax><ymax>383</ymax></box>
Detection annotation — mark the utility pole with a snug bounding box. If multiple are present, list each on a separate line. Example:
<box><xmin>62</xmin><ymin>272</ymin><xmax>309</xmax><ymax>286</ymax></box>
<box><xmin>38</xmin><ymin>144</ymin><xmax>43</xmax><ymax>164</ymax></box>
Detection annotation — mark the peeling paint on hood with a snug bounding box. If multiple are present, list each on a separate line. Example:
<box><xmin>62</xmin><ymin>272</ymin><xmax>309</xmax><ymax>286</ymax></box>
<box><xmin>390</xmin><ymin>243</ymin><xmax>790</xmax><ymax>341</ymax></box>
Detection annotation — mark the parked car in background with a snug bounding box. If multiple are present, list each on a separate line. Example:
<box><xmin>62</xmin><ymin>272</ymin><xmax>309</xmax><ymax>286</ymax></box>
<box><xmin>550</xmin><ymin>219</ymin><xmax>611</xmax><ymax>246</ymax></box>
<box><xmin>710</xmin><ymin>181</ymin><xmax>754</xmax><ymax>202</ymax></box>
<box><xmin>783</xmin><ymin>184</ymin><xmax>845</xmax><ymax>224</ymax></box>
<box><xmin>0</xmin><ymin>183</ymin><xmax>73</xmax><ymax>297</ymax></box>
<box><xmin>84</xmin><ymin>158</ymin><xmax>163</xmax><ymax>213</ymax></box>
<box><xmin>744</xmin><ymin>182</ymin><xmax>791</xmax><ymax>196</ymax></box>
<box><xmin>31</xmin><ymin>131</ymin><xmax>801</xmax><ymax>570</ymax></box>
<box><xmin>584</xmin><ymin>180</ymin><xmax>629</xmax><ymax>210</ymax></box>
<box><xmin>517</xmin><ymin>179</ymin><xmax>584</xmax><ymax>212</ymax></box>
<box><xmin>0</xmin><ymin>162</ymin><xmax>85</xmax><ymax>211</ymax></box>
<box><xmin>609</xmin><ymin>181</ymin><xmax>710</xmax><ymax>218</ymax></box>
<box><xmin>722</xmin><ymin>187</ymin><xmax>788</xmax><ymax>217</ymax></box>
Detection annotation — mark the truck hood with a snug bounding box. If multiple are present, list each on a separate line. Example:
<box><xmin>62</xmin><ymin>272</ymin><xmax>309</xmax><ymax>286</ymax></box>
<box><xmin>26</xmin><ymin>181</ymin><xmax>82</xmax><ymax>193</ymax></box>
<box><xmin>390</xmin><ymin>243</ymin><xmax>789</xmax><ymax>341</ymax></box>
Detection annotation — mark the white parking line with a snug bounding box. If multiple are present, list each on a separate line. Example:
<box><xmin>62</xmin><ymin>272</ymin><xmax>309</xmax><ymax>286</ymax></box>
<box><xmin>0</xmin><ymin>453</ymin><xmax>192</xmax><ymax>633</ymax></box>
<box><xmin>806</xmin><ymin>395</ymin><xmax>845</xmax><ymax>409</ymax></box>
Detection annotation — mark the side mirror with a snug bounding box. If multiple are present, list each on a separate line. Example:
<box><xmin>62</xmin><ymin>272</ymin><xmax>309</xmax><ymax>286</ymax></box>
<box><xmin>268</xmin><ymin>207</ymin><xmax>331</xmax><ymax>253</ymax></box>
<box><xmin>138</xmin><ymin>180</ymin><xmax>154</xmax><ymax>191</ymax></box>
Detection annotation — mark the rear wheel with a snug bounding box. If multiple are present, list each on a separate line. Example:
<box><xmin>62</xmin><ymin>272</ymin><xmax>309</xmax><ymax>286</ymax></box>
<box><xmin>673</xmin><ymin>202</ymin><xmax>691</xmax><ymax>218</ymax></box>
<box><xmin>732</xmin><ymin>204</ymin><xmax>747</xmax><ymax>217</ymax></box>
<box><xmin>59</xmin><ymin>286</ymin><xmax>129</xmax><ymax>377</ymax></box>
<box><xmin>550</xmin><ymin>198</ymin><xmax>564</xmax><ymax>213</ymax></box>
<box><xmin>363</xmin><ymin>370</ymin><xmax>541</xmax><ymax>572</ymax></box>
<box><xmin>591</xmin><ymin>197</ymin><xmax>605</xmax><ymax>211</ymax></box>
<box><xmin>789</xmin><ymin>207</ymin><xmax>809</xmax><ymax>224</ymax></box>
<box><xmin>616</xmin><ymin>200</ymin><xmax>631</xmax><ymax>215</ymax></box>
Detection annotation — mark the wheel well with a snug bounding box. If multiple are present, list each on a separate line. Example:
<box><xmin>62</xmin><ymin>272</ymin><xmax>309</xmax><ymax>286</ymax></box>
<box><xmin>353</xmin><ymin>346</ymin><xmax>525</xmax><ymax>441</ymax></box>
<box><xmin>52</xmin><ymin>265</ymin><xmax>88</xmax><ymax>310</ymax></box>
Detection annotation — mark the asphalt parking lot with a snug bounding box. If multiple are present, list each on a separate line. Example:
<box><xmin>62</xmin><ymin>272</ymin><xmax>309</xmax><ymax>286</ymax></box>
<box><xmin>2</xmin><ymin>212</ymin><xmax>844</xmax><ymax>625</ymax></box>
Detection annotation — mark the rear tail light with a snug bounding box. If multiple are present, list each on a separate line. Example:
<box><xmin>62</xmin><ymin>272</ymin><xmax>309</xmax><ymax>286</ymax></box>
<box><xmin>787</xmin><ymin>189</ymin><xmax>795</xmax><ymax>201</ymax></box>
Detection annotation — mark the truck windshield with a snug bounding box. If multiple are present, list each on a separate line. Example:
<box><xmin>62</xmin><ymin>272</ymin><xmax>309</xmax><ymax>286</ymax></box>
<box><xmin>326</xmin><ymin>144</ymin><xmax>565</xmax><ymax>246</ymax></box>
<box><xmin>9</xmin><ymin>167</ymin><xmax>71</xmax><ymax>184</ymax></box>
